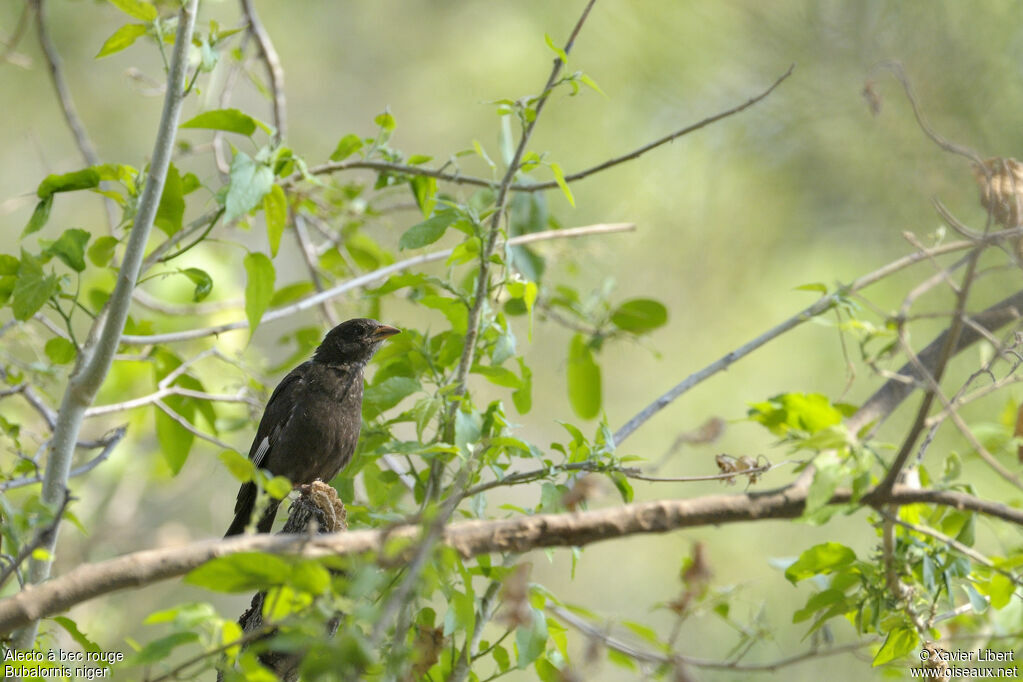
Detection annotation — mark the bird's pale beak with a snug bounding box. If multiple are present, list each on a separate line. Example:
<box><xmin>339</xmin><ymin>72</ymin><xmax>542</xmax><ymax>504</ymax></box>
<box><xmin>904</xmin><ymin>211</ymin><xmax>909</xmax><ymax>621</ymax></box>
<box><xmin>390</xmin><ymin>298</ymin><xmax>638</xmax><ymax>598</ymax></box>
<box><xmin>372</xmin><ymin>325</ymin><xmax>401</xmax><ymax>340</ymax></box>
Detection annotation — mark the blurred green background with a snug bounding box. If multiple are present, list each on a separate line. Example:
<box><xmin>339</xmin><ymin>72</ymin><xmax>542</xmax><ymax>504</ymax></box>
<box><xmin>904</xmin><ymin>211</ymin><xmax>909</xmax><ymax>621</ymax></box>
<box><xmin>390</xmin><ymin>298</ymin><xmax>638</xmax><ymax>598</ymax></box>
<box><xmin>3</xmin><ymin>1</ymin><xmax>1022</xmax><ymax>679</ymax></box>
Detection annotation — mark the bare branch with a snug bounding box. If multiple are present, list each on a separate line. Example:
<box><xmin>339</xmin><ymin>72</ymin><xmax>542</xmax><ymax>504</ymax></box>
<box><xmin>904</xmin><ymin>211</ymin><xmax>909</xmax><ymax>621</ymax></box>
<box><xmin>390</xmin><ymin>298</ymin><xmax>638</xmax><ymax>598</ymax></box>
<box><xmin>154</xmin><ymin>400</ymin><xmax>235</xmax><ymax>451</ymax></box>
<box><xmin>292</xmin><ymin>211</ymin><xmax>339</xmax><ymax>325</ymax></box>
<box><xmin>84</xmin><ymin>387</ymin><xmax>256</xmax><ymax>418</ymax></box>
<box><xmin>2</xmin><ymin>483</ymin><xmax>1022</xmax><ymax>635</ymax></box>
<box><xmin>1</xmin><ymin>1</ymin><xmax>31</xmax><ymax>64</ymax></box>
<box><xmin>31</xmin><ymin>0</ymin><xmax>98</xmax><ymax>166</ymax></box>
<box><xmin>31</xmin><ymin>0</ymin><xmax>119</xmax><ymax>230</ymax></box>
<box><xmin>871</xmin><ymin>61</ymin><xmax>983</xmax><ymax>166</ymax></box>
<box><xmin>240</xmin><ymin>0</ymin><xmax>286</xmax><ymax>142</ymax></box>
<box><xmin>548</xmin><ymin>603</ymin><xmax>874</xmax><ymax>672</ymax></box>
<box><xmin>850</xmin><ymin>288</ymin><xmax>1023</xmax><ymax>435</ymax></box>
<box><xmin>615</xmin><ymin>230</ymin><xmax>1023</xmax><ymax>446</ymax></box>
<box><xmin>120</xmin><ymin>222</ymin><xmax>635</xmax><ymax>345</ymax></box>
<box><xmin>1</xmin><ymin>426</ymin><xmax>127</xmax><ymax>492</ymax></box>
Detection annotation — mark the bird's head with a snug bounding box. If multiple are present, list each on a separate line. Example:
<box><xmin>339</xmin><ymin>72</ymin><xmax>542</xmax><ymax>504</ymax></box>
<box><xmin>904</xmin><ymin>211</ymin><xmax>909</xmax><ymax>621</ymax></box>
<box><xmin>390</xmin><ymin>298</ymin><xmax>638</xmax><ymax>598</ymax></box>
<box><xmin>314</xmin><ymin>318</ymin><xmax>401</xmax><ymax>365</ymax></box>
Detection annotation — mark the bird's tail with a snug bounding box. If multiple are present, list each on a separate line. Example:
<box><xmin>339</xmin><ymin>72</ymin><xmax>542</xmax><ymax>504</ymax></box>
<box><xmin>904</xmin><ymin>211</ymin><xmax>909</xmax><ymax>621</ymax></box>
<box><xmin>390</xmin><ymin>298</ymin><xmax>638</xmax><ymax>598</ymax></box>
<box><xmin>225</xmin><ymin>482</ymin><xmax>281</xmax><ymax>537</ymax></box>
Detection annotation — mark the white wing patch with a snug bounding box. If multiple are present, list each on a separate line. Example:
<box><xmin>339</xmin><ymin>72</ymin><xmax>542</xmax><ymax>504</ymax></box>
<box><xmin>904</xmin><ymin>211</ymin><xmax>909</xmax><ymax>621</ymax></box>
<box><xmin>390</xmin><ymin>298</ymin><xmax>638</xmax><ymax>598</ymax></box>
<box><xmin>252</xmin><ymin>436</ymin><xmax>270</xmax><ymax>469</ymax></box>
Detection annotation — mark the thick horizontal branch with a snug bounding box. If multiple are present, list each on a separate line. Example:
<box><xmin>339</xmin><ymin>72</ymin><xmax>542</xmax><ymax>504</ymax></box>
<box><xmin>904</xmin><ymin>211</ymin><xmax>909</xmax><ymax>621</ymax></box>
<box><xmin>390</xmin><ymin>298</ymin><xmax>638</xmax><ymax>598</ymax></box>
<box><xmin>120</xmin><ymin>223</ymin><xmax>634</xmax><ymax>345</ymax></box>
<box><xmin>1</xmin><ymin>483</ymin><xmax>1020</xmax><ymax>634</ymax></box>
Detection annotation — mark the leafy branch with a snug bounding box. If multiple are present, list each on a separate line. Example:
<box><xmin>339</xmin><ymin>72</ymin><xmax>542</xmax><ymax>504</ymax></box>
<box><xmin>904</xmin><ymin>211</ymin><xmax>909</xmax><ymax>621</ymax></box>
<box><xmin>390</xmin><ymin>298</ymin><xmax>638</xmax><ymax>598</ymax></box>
<box><xmin>13</xmin><ymin>0</ymin><xmax>200</xmax><ymax>647</ymax></box>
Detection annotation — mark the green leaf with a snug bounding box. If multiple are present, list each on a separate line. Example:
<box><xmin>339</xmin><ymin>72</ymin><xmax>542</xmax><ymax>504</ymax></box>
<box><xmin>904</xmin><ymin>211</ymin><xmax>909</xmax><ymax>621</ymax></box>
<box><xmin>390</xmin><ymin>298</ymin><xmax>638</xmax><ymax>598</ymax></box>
<box><xmin>611</xmin><ymin>298</ymin><xmax>668</xmax><ymax>334</ymax></box>
<box><xmin>23</xmin><ymin>195</ymin><xmax>54</xmax><ymax>237</ymax></box>
<box><xmin>225</xmin><ymin>152</ymin><xmax>275</xmax><ymax>222</ymax></box>
<box><xmin>493</xmin><ymin>644</ymin><xmax>511</xmax><ymax>671</ymax></box>
<box><xmin>330</xmin><ymin>133</ymin><xmax>364</xmax><ymax>161</ymax></box>
<box><xmin>265</xmin><ymin>476</ymin><xmax>292</xmax><ymax>500</ymax></box>
<box><xmin>263</xmin><ymin>184</ymin><xmax>287</xmax><ymax>257</ymax></box>
<box><xmin>87</xmin><ymin>236</ymin><xmax>119</xmax><ymax>267</ymax></box>
<box><xmin>290</xmin><ymin>560</ymin><xmax>331</xmax><ymax>595</ymax></box>
<box><xmin>410</xmin><ymin>175</ymin><xmax>437</xmax><ymax>218</ymax></box>
<box><xmin>155</xmin><ymin>163</ymin><xmax>185</xmax><ymax>236</ymax></box>
<box><xmin>446</xmin><ymin>236</ymin><xmax>480</xmax><ymax>266</ymax></box>
<box><xmin>566</xmin><ymin>334</ymin><xmax>601</xmax><ymax>419</ymax></box>
<box><xmin>127</xmin><ymin>632</ymin><xmax>199</xmax><ymax>667</ymax></box>
<box><xmin>419</xmin><ymin>294</ymin><xmax>468</xmax><ymax>334</ymax></box>
<box><xmin>785</xmin><ymin>542</ymin><xmax>856</xmax><ymax>584</ymax></box>
<box><xmin>549</xmin><ymin>162</ymin><xmax>575</xmax><ymax>207</ymax></box>
<box><xmin>544</xmin><ymin>33</ymin><xmax>569</xmax><ymax>64</ymax></box>
<box><xmin>579</xmin><ymin>73</ymin><xmax>606</xmax><ymax>97</ymax></box>
<box><xmin>12</xmin><ymin>250</ymin><xmax>59</xmax><ymax>320</ymax></box>
<box><xmin>0</xmin><ymin>254</ymin><xmax>18</xmax><ymax>275</ymax></box>
<box><xmin>748</xmin><ymin>393</ymin><xmax>848</xmax><ymax>437</ymax></box>
<box><xmin>792</xmin><ymin>588</ymin><xmax>848</xmax><ymax>623</ymax></box>
<box><xmin>37</xmin><ymin>168</ymin><xmax>101</xmax><ymax>199</ymax></box>
<box><xmin>515</xmin><ymin>609</ymin><xmax>548</xmax><ymax>669</ymax></box>
<box><xmin>244</xmin><ymin>252</ymin><xmax>275</xmax><ymax>337</ymax></box>
<box><xmin>535</xmin><ymin>657</ymin><xmax>560</xmax><ymax>682</ymax></box>
<box><xmin>803</xmin><ymin>451</ymin><xmax>841</xmax><ymax>518</ymax></box>
<box><xmin>52</xmin><ymin>616</ymin><xmax>103</xmax><ymax>656</ymax></box>
<box><xmin>374</xmin><ymin>110</ymin><xmax>396</xmax><ymax>131</ymax></box>
<box><xmin>182</xmin><ymin>268</ymin><xmax>213</xmax><ymax>302</ymax></box>
<box><xmin>219</xmin><ymin>449</ymin><xmax>254</xmax><ymax>482</ymax></box>
<box><xmin>108</xmin><ymin>0</ymin><xmax>157</xmax><ymax>22</ymax></box>
<box><xmin>43</xmin><ymin>228</ymin><xmax>91</xmax><ymax>272</ymax></box>
<box><xmin>471</xmin><ymin>365</ymin><xmax>522</xmax><ymax>389</ymax></box>
<box><xmin>45</xmin><ymin>337</ymin><xmax>76</xmax><ymax>365</ymax></box>
<box><xmin>363</xmin><ymin>376</ymin><xmax>421</xmax><ymax>414</ymax></box>
<box><xmin>988</xmin><ymin>572</ymin><xmax>1014</xmax><ymax>609</ymax></box>
<box><xmin>964</xmin><ymin>583</ymin><xmax>988</xmax><ymax>613</ymax></box>
<box><xmin>185</xmin><ymin>552</ymin><xmax>292</xmax><ymax>592</ymax></box>
<box><xmin>398</xmin><ymin>212</ymin><xmax>458</xmax><ymax>250</ymax></box>
<box><xmin>181</xmin><ymin>108</ymin><xmax>265</xmax><ymax>136</ymax></box>
<box><xmin>96</xmin><ymin>23</ymin><xmax>147</xmax><ymax>58</ymax></box>
<box><xmin>796</xmin><ymin>282</ymin><xmax>828</xmax><ymax>294</ymax></box>
<box><xmin>270</xmin><ymin>281</ymin><xmax>314</xmax><ymax>307</ymax></box>
<box><xmin>512</xmin><ymin>358</ymin><xmax>532</xmax><ymax>414</ymax></box>
<box><xmin>872</xmin><ymin>626</ymin><xmax>918</xmax><ymax>666</ymax></box>
<box><xmin>155</xmin><ymin>402</ymin><xmax>194</xmax><ymax>474</ymax></box>
<box><xmin>454</xmin><ymin>409</ymin><xmax>482</xmax><ymax>454</ymax></box>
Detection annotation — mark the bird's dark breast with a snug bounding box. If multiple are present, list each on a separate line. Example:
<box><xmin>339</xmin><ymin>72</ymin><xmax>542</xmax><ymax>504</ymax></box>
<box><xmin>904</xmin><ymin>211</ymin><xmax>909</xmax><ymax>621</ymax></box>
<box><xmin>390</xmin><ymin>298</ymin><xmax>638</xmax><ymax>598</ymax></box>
<box><xmin>278</xmin><ymin>364</ymin><xmax>363</xmax><ymax>485</ymax></box>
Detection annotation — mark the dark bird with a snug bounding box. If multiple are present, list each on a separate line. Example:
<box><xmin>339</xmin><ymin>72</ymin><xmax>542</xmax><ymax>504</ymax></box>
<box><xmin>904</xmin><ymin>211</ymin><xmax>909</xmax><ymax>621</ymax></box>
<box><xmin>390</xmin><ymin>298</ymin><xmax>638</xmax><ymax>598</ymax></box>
<box><xmin>225</xmin><ymin>318</ymin><xmax>400</xmax><ymax>536</ymax></box>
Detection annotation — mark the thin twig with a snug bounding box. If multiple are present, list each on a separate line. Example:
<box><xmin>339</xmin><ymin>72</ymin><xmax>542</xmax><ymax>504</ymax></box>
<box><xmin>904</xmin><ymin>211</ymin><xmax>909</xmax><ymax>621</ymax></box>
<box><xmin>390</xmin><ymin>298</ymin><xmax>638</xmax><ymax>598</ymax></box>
<box><xmin>290</xmin><ymin>66</ymin><xmax>793</xmax><ymax>195</ymax></box>
<box><xmin>548</xmin><ymin>604</ymin><xmax>875</xmax><ymax>672</ymax></box>
<box><xmin>292</xmin><ymin>211</ymin><xmax>339</xmax><ymax>325</ymax></box>
<box><xmin>85</xmin><ymin>387</ymin><xmax>257</xmax><ymax>418</ymax></box>
<box><xmin>613</xmin><ymin>229</ymin><xmax>1023</xmax><ymax>446</ymax></box>
<box><xmin>1</xmin><ymin>1</ymin><xmax>31</xmax><ymax>63</ymax></box>
<box><xmin>32</xmin><ymin>0</ymin><xmax>118</xmax><ymax>230</ymax></box>
<box><xmin>240</xmin><ymin>0</ymin><xmax>286</xmax><ymax>142</ymax></box>
<box><xmin>1</xmin><ymin>426</ymin><xmax>127</xmax><ymax>491</ymax></box>
<box><xmin>872</xmin><ymin>61</ymin><xmax>983</xmax><ymax>166</ymax></box>
<box><xmin>120</xmin><ymin>223</ymin><xmax>635</xmax><ymax>345</ymax></box>
<box><xmin>154</xmin><ymin>400</ymin><xmax>235</xmax><ymax>451</ymax></box>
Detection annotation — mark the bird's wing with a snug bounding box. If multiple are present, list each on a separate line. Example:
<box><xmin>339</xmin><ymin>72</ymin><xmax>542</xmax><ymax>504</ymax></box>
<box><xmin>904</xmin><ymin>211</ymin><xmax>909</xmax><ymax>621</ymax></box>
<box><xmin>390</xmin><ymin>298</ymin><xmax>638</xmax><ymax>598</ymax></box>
<box><xmin>248</xmin><ymin>362</ymin><xmax>309</xmax><ymax>467</ymax></box>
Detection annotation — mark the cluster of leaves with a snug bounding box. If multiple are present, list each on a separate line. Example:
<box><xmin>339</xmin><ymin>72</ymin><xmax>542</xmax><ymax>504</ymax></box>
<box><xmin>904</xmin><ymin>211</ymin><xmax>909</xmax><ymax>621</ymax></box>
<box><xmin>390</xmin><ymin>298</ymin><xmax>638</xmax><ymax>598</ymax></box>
<box><xmin>746</xmin><ymin>387</ymin><xmax>1022</xmax><ymax>672</ymax></box>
